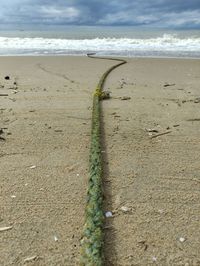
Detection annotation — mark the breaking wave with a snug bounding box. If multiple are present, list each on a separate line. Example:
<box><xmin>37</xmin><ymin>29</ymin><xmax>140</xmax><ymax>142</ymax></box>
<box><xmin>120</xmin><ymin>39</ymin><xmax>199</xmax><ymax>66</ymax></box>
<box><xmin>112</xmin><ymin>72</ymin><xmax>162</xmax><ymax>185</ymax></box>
<box><xmin>0</xmin><ymin>34</ymin><xmax>200</xmax><ymax>57</ymax></box>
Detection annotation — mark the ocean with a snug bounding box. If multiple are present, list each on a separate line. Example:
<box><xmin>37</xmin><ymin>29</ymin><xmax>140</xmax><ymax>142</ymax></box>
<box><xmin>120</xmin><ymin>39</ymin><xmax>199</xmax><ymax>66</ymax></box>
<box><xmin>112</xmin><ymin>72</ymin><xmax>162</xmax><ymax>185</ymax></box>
<box><xmin>0</xmin><ymin>26</ymin><xmax>200</xmax><ymax>58</ymax></box>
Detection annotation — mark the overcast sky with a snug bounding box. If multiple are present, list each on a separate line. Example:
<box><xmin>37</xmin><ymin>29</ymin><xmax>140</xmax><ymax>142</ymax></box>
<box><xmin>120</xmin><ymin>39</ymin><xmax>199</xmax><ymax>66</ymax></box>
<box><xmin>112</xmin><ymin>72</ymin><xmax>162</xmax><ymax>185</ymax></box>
<box><xmin>0</xmin><ymin>0</ymin><xmax>200</xmax><ymax>29</ymax></box>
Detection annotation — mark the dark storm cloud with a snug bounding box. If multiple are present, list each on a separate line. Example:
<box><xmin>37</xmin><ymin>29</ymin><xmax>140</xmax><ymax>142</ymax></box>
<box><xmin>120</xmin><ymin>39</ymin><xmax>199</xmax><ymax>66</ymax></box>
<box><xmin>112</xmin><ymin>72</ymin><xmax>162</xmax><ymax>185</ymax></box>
<box><xmin>0</xmin><ymin>0</ymin><xmax>200</xmax><ymax>28</ymax></box>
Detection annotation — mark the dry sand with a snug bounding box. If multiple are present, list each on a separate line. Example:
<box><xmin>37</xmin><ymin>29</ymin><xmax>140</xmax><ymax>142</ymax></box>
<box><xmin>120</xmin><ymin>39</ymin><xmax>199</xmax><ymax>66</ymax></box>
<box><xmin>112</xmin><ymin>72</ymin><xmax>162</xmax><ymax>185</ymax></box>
<box><xmin>0</xmin><ymin>56</ymin><xmax>200</xmax><ymax>265</ymax></box>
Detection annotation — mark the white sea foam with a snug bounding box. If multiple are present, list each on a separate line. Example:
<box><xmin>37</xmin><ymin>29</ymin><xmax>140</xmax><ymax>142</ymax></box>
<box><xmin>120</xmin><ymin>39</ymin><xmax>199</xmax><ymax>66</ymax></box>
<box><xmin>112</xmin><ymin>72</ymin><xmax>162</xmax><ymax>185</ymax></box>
<box><xmin>0</xmin><ymin>34</ymin><xmax>199</xmax><ymax>57</ymax></box>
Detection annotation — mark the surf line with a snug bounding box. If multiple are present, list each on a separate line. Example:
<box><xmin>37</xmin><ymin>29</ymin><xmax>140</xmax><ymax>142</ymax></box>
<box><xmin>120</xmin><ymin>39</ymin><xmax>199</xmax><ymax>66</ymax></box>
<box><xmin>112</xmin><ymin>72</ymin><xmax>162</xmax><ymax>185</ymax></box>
<box><xmin>80</xmin><ymin>53</ymin><xmax>127</xmax><ymax>265</ymax></box>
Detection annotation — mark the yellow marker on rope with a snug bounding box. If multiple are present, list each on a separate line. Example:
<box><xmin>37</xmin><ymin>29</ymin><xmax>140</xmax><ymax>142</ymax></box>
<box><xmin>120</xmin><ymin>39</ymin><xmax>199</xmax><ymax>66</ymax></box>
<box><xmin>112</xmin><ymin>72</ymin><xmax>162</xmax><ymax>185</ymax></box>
<box><xmin>94</xmin><ymin>87</ymin><xmax>102</xmax><ymax>97</ymax></box>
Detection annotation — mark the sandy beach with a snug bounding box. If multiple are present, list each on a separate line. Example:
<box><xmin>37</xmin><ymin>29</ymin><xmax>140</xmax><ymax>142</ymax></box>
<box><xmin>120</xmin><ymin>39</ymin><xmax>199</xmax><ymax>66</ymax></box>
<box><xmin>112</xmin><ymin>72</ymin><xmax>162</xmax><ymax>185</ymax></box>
<box><xmin>0</xmin><ymin>56</ymin><xmax>200</xmax><ymax>265</ymax></box>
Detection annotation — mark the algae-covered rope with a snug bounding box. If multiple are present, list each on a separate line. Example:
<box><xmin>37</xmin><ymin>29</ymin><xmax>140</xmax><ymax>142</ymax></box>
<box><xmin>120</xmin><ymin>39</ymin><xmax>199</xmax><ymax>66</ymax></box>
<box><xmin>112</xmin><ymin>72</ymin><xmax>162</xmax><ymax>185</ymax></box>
<box><xmin>80</xmin><ymin>54</ymin><xmax>127</xmax><ymax>266</ymax></box>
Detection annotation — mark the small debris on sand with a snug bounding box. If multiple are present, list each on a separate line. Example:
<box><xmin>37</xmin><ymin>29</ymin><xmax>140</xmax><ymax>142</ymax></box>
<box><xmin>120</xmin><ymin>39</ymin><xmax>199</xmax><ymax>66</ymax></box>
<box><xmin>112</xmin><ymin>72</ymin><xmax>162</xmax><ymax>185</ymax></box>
<box><xmin>138</xmin><ymin>240</ymin><xmax>148</xmax><ymax>251</ymax></box>
<box><xmin>186</xmin><ymin>118</ymin><xmax>200</xmax><ymax>122</ymax></box>
<box><xmin>0</xmin><ymin>226</ymin><xmax>13</xmax><ymax>232</ymax></box>
<box><xmin>24</xmin><ymin>256</ymin><xmax>37</xmax><ymax>263</ymax></box>
<box><xmin>120</xmin><ymin>96</ymin><xmax>131</xmax><ymax>100</ymax></box>
<box><xmin>179</xmin><ymin>237</ymin><xmax>186</xmax><ymax>243</ymax></box>
<box><xmin>163</xmin><ymin>83</ymin><xmax>175</xmax><ymax>87</ymax></box>
<box><xmin>30</xmin><ymin>165</ymin><xmax>36</xmax><ymax>169</ymax></box>
<box><xmin>145</xmin><ymin>128</ymin><xmax>159</xmax><ymax>133</ymax></box>
<box><xmin>4</xmin><ymin>76</ymin><xmax>10</xmax><ymax>80</ymax></box>
<box><xmin>120</xmin><ymin>206</ymin><xmax>130</xmax><ymax>213</ymax></box>
<box><xmin>54</xmin><ymin>235</ymin><xmax>58</xmax><ymax>242</ymax></box>
<box><xmin>11</xmin><ymin>90</ymin><xmax>18</xmax><ymax>94</ymax></box>
<box><xmin>173</xmin><ymin>124</ymin><xmax>180</xmax><ymax>127</ymax></box>
<box><xmin>101</xmin><ymin>91</ymin><xmax>111</xmax><ymax>100</ymax></box>
<box><xmin>150</xmin><ymin>131</ymin><xmax>171</xmax><ymax>139</ymax></box>
<box><xmin>105</xmin><ymin>211</ymin><xmax>113</xmax><ymax>218</ymax></box>
<box><xmin>158</xmin><ymin>209</ymin><xmax>164</xmax><ymax>214</ymax></box>
<box><xmin>152</xmin><ymin>256</ymin><xmax>157</xmax><ymax>262</ymax></box>
<box><xmin>66</xmin><ymin>164</ymin><xmax>77</xmax><ymax>172</ymax></box>
<box><xmin>194</xmin><ymin>98</ymin><xmax>200</xmax><ymax>103</ymax></box>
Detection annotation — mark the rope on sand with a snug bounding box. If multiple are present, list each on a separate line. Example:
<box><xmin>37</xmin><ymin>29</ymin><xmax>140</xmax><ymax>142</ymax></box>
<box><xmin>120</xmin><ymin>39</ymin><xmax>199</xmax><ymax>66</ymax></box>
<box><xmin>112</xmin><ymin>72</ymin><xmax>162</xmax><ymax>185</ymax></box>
<box><xmin>80</xmin><ymin>54</ymin><xmax>127</xmax><ymax>266</ymax></box>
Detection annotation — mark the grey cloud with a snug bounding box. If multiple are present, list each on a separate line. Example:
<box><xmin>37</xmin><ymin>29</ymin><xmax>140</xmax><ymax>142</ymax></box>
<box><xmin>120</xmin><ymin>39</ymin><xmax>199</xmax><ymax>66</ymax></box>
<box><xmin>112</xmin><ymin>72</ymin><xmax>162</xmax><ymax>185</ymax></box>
<box><xmin>0</xmin><ymin>0</ymin><xmax>200</xmax><ymax>28</ymax></box>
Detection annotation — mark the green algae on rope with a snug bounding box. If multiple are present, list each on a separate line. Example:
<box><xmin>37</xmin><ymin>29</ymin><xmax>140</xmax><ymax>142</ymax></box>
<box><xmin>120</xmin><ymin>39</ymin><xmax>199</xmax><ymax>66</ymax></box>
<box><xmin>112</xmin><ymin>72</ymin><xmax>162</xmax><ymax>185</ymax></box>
<box><xmin>80</xmin><ymin>54</ymin><xmax>127</xmax><ymax>266</ymax></box>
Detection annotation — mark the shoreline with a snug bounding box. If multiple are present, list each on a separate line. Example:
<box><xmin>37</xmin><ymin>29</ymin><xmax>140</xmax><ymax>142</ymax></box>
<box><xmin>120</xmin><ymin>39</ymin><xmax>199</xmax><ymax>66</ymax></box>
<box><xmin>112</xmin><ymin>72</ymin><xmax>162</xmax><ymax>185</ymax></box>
<box><xmin>0</xmin><ymin>54</ymin><xmax>200</xmax><ymax>60</ymax></box>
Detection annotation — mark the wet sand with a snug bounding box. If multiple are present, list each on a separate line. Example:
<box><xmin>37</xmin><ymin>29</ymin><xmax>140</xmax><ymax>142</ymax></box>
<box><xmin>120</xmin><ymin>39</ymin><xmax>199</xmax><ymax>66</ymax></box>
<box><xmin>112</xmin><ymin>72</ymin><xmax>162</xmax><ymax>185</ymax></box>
<box><xmin>0</xmin><ymin>56</ymin><xmax>200</xmax><ymax>265</ymax></box>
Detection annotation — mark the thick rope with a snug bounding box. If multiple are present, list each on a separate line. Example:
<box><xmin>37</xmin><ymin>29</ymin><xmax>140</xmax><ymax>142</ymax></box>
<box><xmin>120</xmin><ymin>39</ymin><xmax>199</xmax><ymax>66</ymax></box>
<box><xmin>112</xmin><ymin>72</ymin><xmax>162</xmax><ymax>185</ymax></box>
<box><xmin>80</xmin><ymin>54</ymin><xmax>127</xmax><ymax>266</ymax></box>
